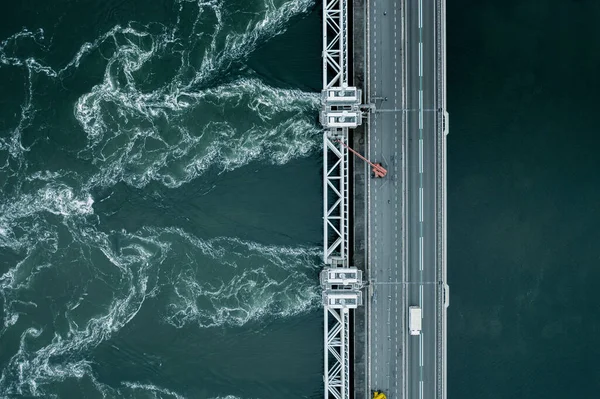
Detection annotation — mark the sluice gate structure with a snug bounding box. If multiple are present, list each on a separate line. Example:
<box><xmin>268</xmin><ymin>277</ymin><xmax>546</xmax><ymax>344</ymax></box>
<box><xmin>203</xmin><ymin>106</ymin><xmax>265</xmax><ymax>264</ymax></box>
<box><xmin>319</xmin><ymin>0</ymin><xmax>448</xmax><ymax>399</ymax></box>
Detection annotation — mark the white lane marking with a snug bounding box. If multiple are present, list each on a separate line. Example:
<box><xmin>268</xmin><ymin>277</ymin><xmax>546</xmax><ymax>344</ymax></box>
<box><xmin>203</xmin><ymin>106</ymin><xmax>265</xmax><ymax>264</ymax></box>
<box><xmin>419</xmin><ymin>187</ymin><xmax>423</xmax><ymax>222</ymax></box>
<box><xmin>419</xmin><ymin>237</ymin><xmax>423</xmax><ymax>269</ymax></box>
<box><xmin>419</xmin><ymin>139</ymin><xmax>423</xmax><ymax>173</ymax></box>
<box><xmin>420</xmin><ymin>335</ymin><xmax>423</xmax><ymax>366</ymax></box>
<box><xmin>419</xmin><ymin>239</ymin><xmax>423</xmax><ymax>270</ymax></box>
<box><xmin>419</xmin><ymin>43</ymin><xmax>423</xmax><ymax>76</ymax></box>
<box><xmin>418</xmin><ymin>0</ymin><xmax>426</xmax><ymax>395</ymax></box>
<box><xmin>420</xmin><ymin>238</ymin><xmax>424</xmax><ymax>270</ymax></box>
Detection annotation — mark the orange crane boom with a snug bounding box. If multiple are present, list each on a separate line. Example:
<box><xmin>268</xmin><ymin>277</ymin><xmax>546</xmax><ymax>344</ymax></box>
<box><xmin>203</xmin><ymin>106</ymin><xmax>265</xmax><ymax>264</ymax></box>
<box><xmin>335</xmin><ymin>140</ymin><xmax>387</xmax><ymax>178</ymax></box>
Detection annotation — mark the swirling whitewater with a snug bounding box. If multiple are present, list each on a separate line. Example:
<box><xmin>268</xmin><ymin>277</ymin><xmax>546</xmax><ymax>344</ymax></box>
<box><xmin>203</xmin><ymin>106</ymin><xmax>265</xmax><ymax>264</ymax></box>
<box><xmin>0</xmin><ymin>0</ymin><xmax>321</xmax><ymax>397</ymax></box>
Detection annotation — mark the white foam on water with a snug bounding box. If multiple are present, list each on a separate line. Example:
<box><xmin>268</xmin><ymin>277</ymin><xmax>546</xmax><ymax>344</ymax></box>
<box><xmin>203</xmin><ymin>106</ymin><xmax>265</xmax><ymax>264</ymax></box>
<box><xmin>0</xmin><ymin>327</ymin><xmax>94</xmax><ymax>397</ymax></box>
<box><xmin>0</xmin><ymin>260</ymin><xmax>50</xmax><ymax>332</ymax></box>
<box><xmin>167</xmin><ymin>263</ymin><xmax>321</xmax><ymax>328</ymax></box>
<box><xmin>143</xmin><ymin>227</ymin><xmax>322</xmax><ymax>328</ymax></box>
<box><xmin>0</xmin><ymin>29</ymin><xmax>54</xmax><ymax>167</ymax></box>
<box><xmin>0</xmin><ymin>242</ymin><xmax>61</xmax><ymax>333</ymax></box>
<box><xmin>121</xmin><ymin>381</ymin><xmax>186</xmax><ymax>399</ymax></box>
<box><xmin>211</xmin><ymin>396</ymin><xmax>253</xmax><ymax>399</ymax></box>
<box><xmin>0</xmin><ymin>183</ymin><xmax>92</xmax><ymax>251</ymax></box>
<box><xmin>0</xmin><ymin>223</ymin><xmax>168</xmax><ymax>397</ymax></box>
<box><xmin>76</xmin><ymin>73</ymin><xmax>321</xmax><ymax>189</ymax></box>
<box><xmin>0</xmin><ymin>220</ymin><xmax>320</xmax><ymax>395</ymax></box>
<box><xmin>0</xmin><ymin>180</ymin><xmax>94</xmax><ymax>306</ymax></box>
<box><xmin>67</xmin><ymin>0</ymin><xmax>318</xmax><ymax>189</ymax></box>
<box><xmin>182</xmin><ymin>0</ymin><xmax>315</xmax><ymax>90</ymax></box>
<box><xmin>0</xmin><ymin>0</ymin><xmax>321</xmax><ymax>395</ymax></box>
<box><xmin>1</xmin><ymin>0</ymin><xmax>316</xmax><ymax>173</ymax></box>
<box><xmin>1</xmin><ymin>0</ymin><xmax>320</xmax><ymax>192</ymax></box>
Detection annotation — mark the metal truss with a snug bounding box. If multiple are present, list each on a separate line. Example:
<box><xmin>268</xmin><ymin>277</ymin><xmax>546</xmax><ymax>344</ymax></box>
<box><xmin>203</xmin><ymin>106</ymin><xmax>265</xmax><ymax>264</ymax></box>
<box><xmin>322</xmin><ymin>76</ymin><xmax>357</xmax><ymax>399</ymax></box>
<box><xmin>322</xmin><ymin>89</ymin><xmax>353</xmax><ymax>399</ymax></box>
<box><xmin>323</xmin><ymin>0</ymin><xmax>348</xmax><ymax>89</ymax></box>
<box><xmin>324</xmin><ymin>307</ymin><xmax>350</xmax><ymax>399</ymax></box>
<box><xmin>322</xmin><ymin>1</ymin><xmax>362</xmax><ymax>399</ymax></box>
<box><xmin>323</xmin><ymin>130</ymin><xmax>348</xmax><ymax>265</ymax></box>
<box><xmin>321</xmin><ymin>268</ymin><xmax>362</xmax><ymax>399</ymax></box>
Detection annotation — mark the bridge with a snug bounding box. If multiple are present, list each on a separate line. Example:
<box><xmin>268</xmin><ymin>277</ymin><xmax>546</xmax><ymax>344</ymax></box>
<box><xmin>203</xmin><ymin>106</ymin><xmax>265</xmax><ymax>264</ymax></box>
<box><xmin>319</xmin><ymin>0</ymin><xmax>448</xmax><ymax>399</ymax></box>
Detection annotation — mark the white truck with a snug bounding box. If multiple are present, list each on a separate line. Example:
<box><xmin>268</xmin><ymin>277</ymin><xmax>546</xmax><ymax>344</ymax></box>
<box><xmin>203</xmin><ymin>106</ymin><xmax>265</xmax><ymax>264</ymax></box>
<box><xmin>409</xmin><ymin>306</ymin><xmax>422</xmax><ymax>336</ymax></box>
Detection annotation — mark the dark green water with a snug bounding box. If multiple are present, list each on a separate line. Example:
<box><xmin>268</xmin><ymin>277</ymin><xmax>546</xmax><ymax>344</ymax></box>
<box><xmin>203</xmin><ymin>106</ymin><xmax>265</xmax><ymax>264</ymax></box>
<box><xmin>448</xmin><ymin>0</ymin><xmax>600</xmax><ymax>398</ymax></box>
<box><xmin>0</xmin><ymin>1</ymin><xmax>324</xmax><ymax>398</ymax></box>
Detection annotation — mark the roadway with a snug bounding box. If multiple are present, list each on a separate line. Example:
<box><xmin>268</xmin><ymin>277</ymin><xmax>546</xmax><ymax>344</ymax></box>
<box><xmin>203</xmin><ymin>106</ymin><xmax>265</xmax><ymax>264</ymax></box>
<box><xmin>406</xmin><ymin>1</ymin><xmax>438</xmax><ymax>399</ymax></box>
<box><xmin>367</xmin><ymin>0</ymin><xmax>405</xmax><ymax>397</ymax></box>
<box><xmin>367</xmin><ymin>0</ymin><xmax>442</xmax><ymax>398</ymax></box>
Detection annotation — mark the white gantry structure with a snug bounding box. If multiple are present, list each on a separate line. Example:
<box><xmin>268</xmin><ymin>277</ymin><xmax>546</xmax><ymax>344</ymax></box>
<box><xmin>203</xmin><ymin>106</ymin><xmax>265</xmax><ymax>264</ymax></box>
<box><xmin>320</xmin><ymin>0</ymin><xmax>363</xmax><ymax>398</ymax></box>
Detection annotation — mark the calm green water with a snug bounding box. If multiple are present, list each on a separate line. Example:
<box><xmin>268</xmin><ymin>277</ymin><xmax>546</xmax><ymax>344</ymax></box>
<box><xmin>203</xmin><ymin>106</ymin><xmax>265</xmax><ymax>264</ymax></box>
<box><xmin>448</xmin><ymin>0</ymin><xmax>600</xmax><ymax>398</ymax></box>
<box><xmin>0</xmin><ymin>1</ymin><xmax>323</xmax><ymax>398</ymax></box>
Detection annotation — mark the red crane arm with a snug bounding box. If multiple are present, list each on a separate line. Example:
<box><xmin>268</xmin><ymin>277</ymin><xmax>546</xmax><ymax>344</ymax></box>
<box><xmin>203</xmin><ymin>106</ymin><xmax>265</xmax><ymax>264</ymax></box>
<box><xmin>334</xmin><ymin>139</ymin><xmax>387</xmax><ymax>178</ymax></box>
<box><xmin>336</xmin><ymin>140</ymin><xmax>377</xmax><ymax>169</ymax></box>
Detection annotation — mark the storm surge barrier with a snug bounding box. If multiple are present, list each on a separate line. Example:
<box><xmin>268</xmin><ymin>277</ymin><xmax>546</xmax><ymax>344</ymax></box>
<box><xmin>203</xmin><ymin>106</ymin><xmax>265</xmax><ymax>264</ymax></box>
<box><xmin>319</xmin><ymin>0</ymin><xmax>363</xmax><ymax>398</ymax></box>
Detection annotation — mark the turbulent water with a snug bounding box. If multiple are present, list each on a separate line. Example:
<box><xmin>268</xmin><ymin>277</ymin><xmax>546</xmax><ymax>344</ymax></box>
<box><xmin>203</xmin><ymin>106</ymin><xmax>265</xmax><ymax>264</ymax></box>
<box><xmin>10</xmin><ymin>0</ymin><xmax>600</xmax><ymax>398</ymax></box>
<box><xmin>0</xmin><ymin>0</ymin><xmax>324</xmax><ymax>398</ymax></box>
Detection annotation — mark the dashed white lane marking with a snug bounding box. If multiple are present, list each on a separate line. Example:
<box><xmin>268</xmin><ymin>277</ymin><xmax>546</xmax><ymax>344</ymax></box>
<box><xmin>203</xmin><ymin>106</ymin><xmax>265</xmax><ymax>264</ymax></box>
<box><xmin>419</xmin><ymin>43</ymin><xmax>423</xmax><ymax>76</ymax></box>
<box><xmin>419</xmin><ymin>139</ymin><xmax>423</xmax><ymax>173</ymax></box>
<box><xmin>418</xmin><ymin>0</ymin><xmax>425</xmax><ymax>396</ymax></box>
<box><xmin>374</xmin><ymin>0</ymin><xmax>378</xmax><ymax>382</ymax></box>
<box><xmin>419</xmin><ymin>187</ymin><xmax>423</xmax><ymax>221</ymax></box>
<box><xmin>420</xmin><ymin>335</ymin><xmax>424</xmax><ymax>366</ymax></box>
<box><xmin>419</xmin><ymin>238</ymin><xmax>424</xmax><ymax>270</ymax></box>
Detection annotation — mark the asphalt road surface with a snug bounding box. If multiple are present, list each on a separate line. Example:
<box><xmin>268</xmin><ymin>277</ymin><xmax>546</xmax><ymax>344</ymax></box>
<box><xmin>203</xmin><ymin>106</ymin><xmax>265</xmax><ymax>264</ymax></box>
<box><xmin>406</xmin><ymin>0</ymin><xmax>438</xmax><ymax>399</ymax></box>
<box><xmin>368</xmin><ymin>0</ymin><xmax>441</xmax><ymax>398</ymax></box>
<box><xmin>367</xmin><ymin>0</ymin><xmax>406</xmax><ymax>397</ymax></box>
